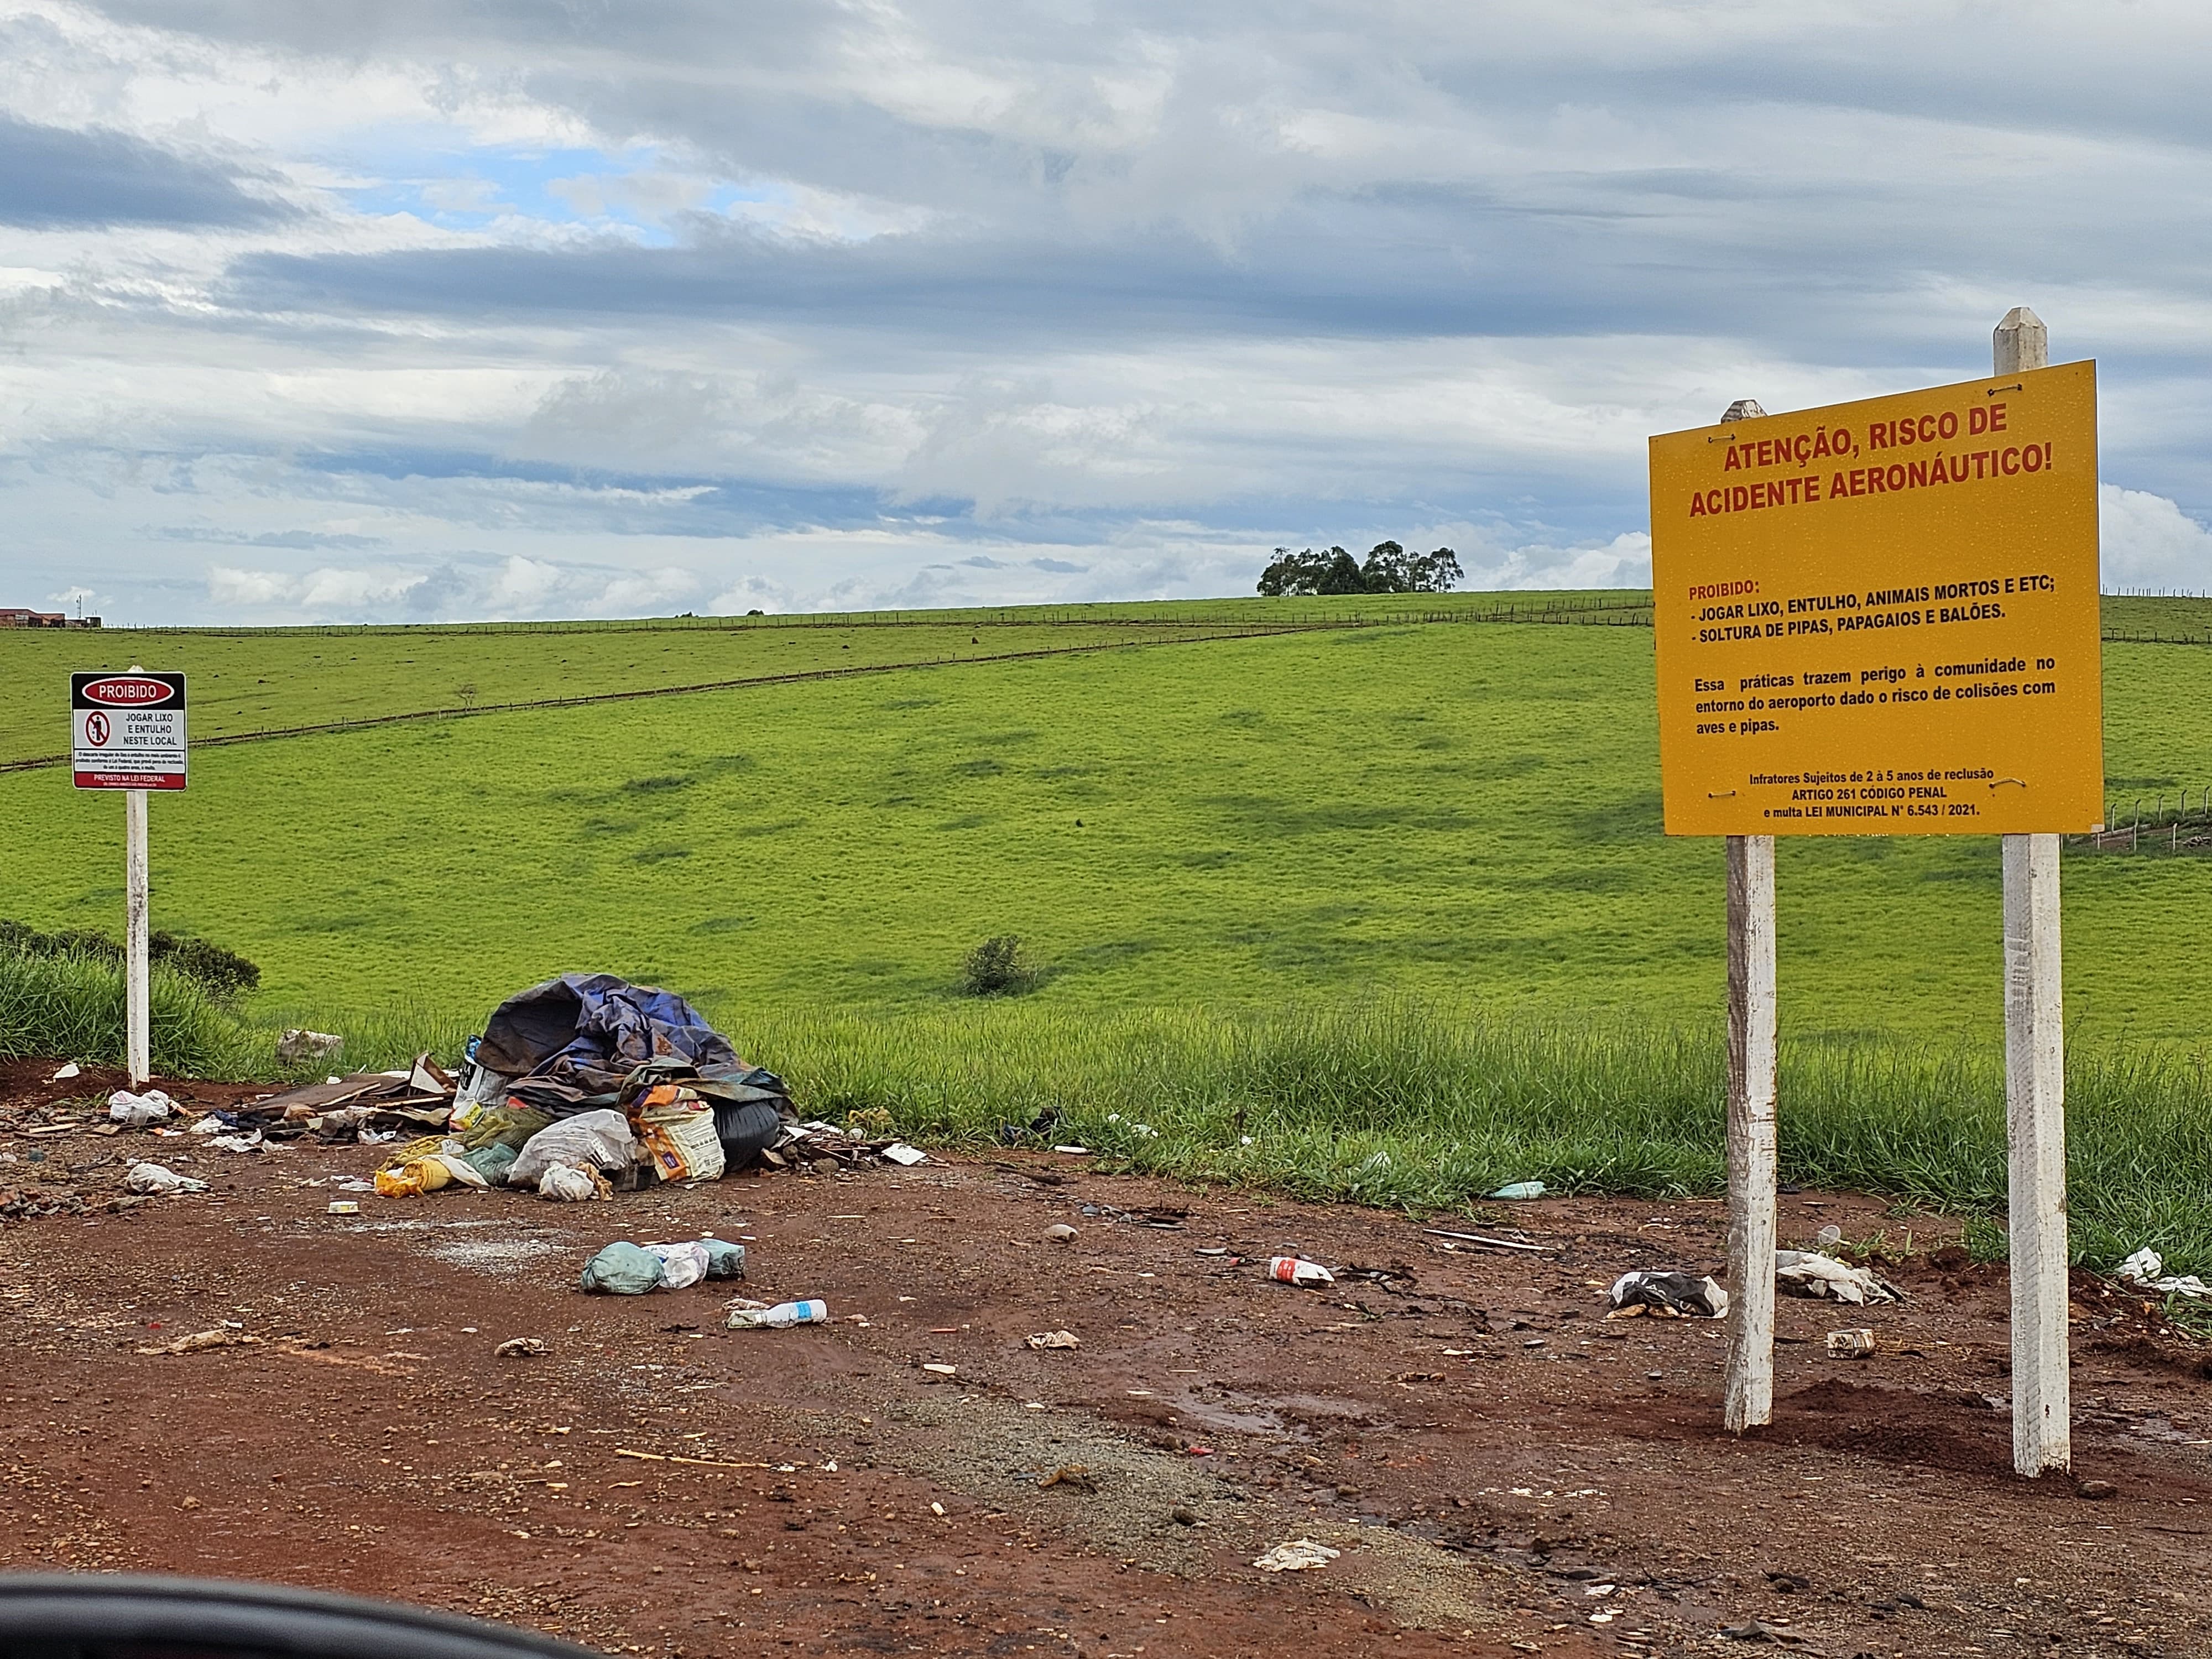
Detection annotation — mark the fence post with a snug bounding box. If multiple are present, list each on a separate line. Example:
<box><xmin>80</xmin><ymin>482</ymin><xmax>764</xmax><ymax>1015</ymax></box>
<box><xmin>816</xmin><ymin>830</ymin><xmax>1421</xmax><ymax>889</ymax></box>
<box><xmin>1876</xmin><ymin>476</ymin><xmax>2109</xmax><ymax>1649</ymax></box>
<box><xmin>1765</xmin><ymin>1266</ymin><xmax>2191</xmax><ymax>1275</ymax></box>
<box><xmin>1994</xmin><ymin>305</ymin><xmax>2071</xmax><ymax>1477</ymax></box>
<box><xmin>1718</xmin><ymin>395</ymin><xmax>1779</xmax><ymax>1434</ymax></box>
<box><xmin>126</xmin><ymin>786</ymin><xmax>150</xmax><ymax>1084</ymax></box>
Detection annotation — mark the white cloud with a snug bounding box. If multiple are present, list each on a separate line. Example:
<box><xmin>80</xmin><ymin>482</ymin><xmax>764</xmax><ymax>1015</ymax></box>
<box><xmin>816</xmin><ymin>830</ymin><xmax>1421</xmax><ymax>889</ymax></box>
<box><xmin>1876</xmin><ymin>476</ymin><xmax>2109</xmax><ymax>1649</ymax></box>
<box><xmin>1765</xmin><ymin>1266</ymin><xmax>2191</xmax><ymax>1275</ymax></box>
<box><xmin>207</xmin><ymin>562</ymin><xmax>425</xmax><ymax>610</ymax></box>
<box><xmin>0</xmin><ymin>2</ymin><xmax>2209</xmax><ymax>619</ymax></box>
<box><xmin>2100</xmin><ymin>484</ymin><xmax>2212</xmax><ymax>594</ymax></box>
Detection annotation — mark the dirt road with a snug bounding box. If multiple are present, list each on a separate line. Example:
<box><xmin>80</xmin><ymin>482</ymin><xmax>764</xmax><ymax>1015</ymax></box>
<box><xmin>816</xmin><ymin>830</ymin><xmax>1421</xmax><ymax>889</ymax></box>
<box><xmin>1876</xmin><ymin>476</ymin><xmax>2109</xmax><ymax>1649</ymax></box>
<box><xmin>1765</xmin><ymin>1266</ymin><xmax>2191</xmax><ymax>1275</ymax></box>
<box><xmin>3</xmin><ymin>1061</ymin><xmax>2208</xmax><ymax>1657</ymax></box>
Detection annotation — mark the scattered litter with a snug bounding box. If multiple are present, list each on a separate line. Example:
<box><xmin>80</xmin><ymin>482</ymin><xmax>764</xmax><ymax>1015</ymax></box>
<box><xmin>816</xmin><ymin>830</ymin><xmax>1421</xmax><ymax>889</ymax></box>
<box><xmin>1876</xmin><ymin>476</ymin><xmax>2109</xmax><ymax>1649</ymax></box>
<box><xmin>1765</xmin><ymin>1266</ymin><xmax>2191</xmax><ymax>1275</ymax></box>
<box><xmin>493</xmin><ymin>1337</ymin><xmax>547</xmax><ymax>1358</ymax></box>
<box><xmin>1815</xmin><ymin>1223</ymin><xmax>1844</xmax><ymax>1247</ymax></box>
<box><xmin>630</xmin><ymin>1082</ymin><xmax>726</xmax><ymax>1185</ymax></box>
<box><xmin>1424</xmin><ymin>1228</ymin><xmax>1555</xmax><ymax>1254</ymax></box>
<box><xmin>207</xmin><ymin>1131</ymin><xmax>265</xmax><ymax>1154</ymax></box>
<box><xmin>1039</xmin><ymin>1464</ymin><xmax>1095</xmax><ymax>1492</ymax></box>
<box><xmin>1826</xmin><ymin>1327</ymin><xmax>1877</xmax><ymax>1359</ymax></box>
<box><xmin>2076</xmin><ymin>1478</ymin><xmax>2118</xmax><ymax>1501</ymax></box>
<box><xmin>510</xmin><ymin>1109</ymin><xmax>638</xmax><ymax>1190</ymax></box>
<box><xmin>1253</xmin><ymin>1540</ymin><xmax>1340</xmax><ymax>1573</ymax></box>
<box><xmin>460</xmin><ymin>1142</ymin><xmax>518</xmax><ymax>1187</ymax></box>
<box><xmin>536</xmin><ymin>1165</ymin><xmax>610</xmax><ymax>1202</ymax></box>
<box><xmin>2116</xmin><ymin>1247</ymin><xmax>2211</xmax><ymax>1298</ymax></box>
<box><xmin>921</xmin><ymin>1361</ymin><xmax>958</xmax><ymax>1376</ymax></box>
<box><xmin>375</xmin><ymin>1159</ymin><xmax>449</xmax><ymax>1198</ymax></box>
<box><xmin>1269</xmin><ymin>1256</ymin><xmax>1334</xmax><ymax>1286</ymax></box>
<box><xmin>49</xmin><ymin>1062</ymin><xmax>81</xmax><ymax>1081</ymax></box>
<box><xmin>1608</xmin><ymin>1271</ymin><xmax>1730</xmax><ymax>1319</ymax></box>
<box><xmin>1025</xmin><ymin>1330</ymin><xmax>1081</xmax><ymax>1350</ymax></box>
<box><xmin>327</xmin><ymin>1201</ymin><xmax>359</xmax><ymax>1215</ymax></box>
<box><xmin>431</xmin><ymin>1148</ymin><xmax>489</xmax><ymax>1188</ymax></box>
<box><xmin>107</xmin><ymin>1088</ymin><xmax>173</xmax><ymax>1126</ymax></box>
<box><xmin>646</xmin><ymin>1240</ymin><xmax>712</xmax><ymax>1290</ymax></box>
<box><xmin>727</xmin><ymin>1298</ymin><xmax>830</xmax><ymax>1330</ymax></box>
<box><xmin>1486</xmin><ymin>1181</ymin><xmax>1547</xmax><ymax>1201</ymax></box>
<box><xmin>275</xmin><ymin>1029</ymin><xmax>344</xmax><ymax>1067</ymax></box>
<box><xmin>1045</xmin><ymin>1223</ymin><xmax>1078</xmax><ymax>1242</ymax></box>
<box><xmin>123</xmin><ymin>1162</ymin><xmax>208</xmax><ymax>1196</ymax></box>
<box><xmin>881</xmin><ymin>1142</ymin><xmax>927</xmax><ymax>1166</ymax></box>
<box><xmin>699</xmin><ymin>1239</ymin><xmax>748</xmax><ymax>1279</ymax></box>
<box><xmin>1776</xmin><ymin>1249</ymin><xmax>1902</xmax><ymax>1305</ymax></box>
<box><xmin>580</xmin><ymin>1241</ymin><xmax>672</xmax><ymax>1295</ymax></box>
<box><xmin>1051</xmin><ymin>1145</ymin><xmax>1092</xmax><ymax>1156</ymax></box>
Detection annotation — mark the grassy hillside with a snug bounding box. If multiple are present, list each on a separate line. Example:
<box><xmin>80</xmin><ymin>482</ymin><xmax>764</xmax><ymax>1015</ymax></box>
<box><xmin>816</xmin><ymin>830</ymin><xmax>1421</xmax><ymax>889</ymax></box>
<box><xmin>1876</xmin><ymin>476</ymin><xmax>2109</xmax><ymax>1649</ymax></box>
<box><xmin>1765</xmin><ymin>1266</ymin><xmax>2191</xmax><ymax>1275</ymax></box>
<box><xmin>3</xmin><ymin>602</ymin><xmax>2209</xmax><ymax>1043</ymax></box>
<box><xmin>0</xmin><ymin>592</ymin><xmax>1646</xmax><ymax>765</ymax></box>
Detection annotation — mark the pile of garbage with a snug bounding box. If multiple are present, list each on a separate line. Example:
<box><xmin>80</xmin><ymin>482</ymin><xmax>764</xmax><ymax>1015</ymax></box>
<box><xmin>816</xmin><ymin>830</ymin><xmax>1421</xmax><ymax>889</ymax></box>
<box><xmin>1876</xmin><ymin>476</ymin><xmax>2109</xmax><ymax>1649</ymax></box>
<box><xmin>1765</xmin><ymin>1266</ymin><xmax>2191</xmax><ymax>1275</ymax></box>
<box><xmin>414</xmin><ymin>974</ymin><xmax>933</xmax><ymax>1199</ymax></box>
<box><xmin>94</xmin><ymin>974</ymin><xmax>927</xmax><ymax>1204</ymax></box>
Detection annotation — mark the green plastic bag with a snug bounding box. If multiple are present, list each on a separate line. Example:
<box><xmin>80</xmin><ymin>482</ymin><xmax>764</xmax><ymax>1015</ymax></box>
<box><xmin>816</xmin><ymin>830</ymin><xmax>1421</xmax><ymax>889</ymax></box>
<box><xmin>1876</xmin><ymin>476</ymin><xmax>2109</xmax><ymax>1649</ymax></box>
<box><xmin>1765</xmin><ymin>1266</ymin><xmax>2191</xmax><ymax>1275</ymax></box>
<box><xmin>462</xmin><ymin>1141</ymin><xmax>518</xmax><ymax>1187</ymax></box>
<box><xmin>702</xmin><ymin>1239</ymin><xmax>747</xmax><ymax>1279</ymax></box>
<box><xmin>579</xmin><ymin>1240</ymin><xmax>662</xmax><ymax>1295</ymax></box>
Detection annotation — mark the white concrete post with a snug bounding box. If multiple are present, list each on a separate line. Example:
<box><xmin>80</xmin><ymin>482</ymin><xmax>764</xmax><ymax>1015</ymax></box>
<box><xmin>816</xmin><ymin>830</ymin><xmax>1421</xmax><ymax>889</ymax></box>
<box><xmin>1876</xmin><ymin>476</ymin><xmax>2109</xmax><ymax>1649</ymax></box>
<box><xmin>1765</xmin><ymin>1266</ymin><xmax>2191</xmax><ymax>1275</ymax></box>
<box><xmin>122</xmin><ymin>660</ymin><xmax>152</xmax><ymax>1085</ymax></box>
<box><xmin>126</xmin><ymin>785</ymin><xmax>150</xmax><ymax>1085</ymax></box>
<box><xmin>1994</xmin><ymin>306</ymin><xmax>2070</xmax><ymax>1477</ymax></box>
<box><xmin>1719</xmin><ymin>397</ymin><xmax>1778</xmax><ymax>1434</ymax></box>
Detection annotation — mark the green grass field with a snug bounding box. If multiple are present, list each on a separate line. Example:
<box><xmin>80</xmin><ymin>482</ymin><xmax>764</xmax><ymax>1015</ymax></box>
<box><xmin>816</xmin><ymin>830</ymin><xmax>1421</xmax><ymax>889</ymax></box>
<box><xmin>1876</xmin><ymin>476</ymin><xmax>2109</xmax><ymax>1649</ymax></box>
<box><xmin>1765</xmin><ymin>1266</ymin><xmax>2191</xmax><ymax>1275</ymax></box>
<box><xmin>0</xmin><ymin>593</ymin><xmax>1646</xmax><ymax>765</ymax></box>
<box><xmin>5</xmin><ymin>598</ymin><xmax>2207</xmax><ymax>1038</ymax></box>
<box><xmin>5</xmin><ymin>594</ymin><xmax>2210</xmax><ymax>1267</ymax></box>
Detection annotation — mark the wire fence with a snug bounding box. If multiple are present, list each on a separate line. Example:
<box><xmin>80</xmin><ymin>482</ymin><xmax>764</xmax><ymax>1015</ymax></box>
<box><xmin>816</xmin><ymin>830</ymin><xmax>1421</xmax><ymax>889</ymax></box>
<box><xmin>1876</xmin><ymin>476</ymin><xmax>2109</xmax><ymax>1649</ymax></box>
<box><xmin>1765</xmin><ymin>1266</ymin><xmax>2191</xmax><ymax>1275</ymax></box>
<box><xmin>2071</xmin><ymin>787</ymin><xmax>2212</xmax><ymax>854</ymax></box>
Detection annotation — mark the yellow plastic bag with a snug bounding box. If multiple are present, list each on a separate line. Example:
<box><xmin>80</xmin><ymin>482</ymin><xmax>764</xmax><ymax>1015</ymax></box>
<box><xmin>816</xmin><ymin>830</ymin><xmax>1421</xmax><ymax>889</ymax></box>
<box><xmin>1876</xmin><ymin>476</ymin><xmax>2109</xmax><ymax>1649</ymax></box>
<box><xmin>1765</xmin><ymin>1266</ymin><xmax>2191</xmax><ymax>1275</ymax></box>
<box><xmin>373</xmin><ymin>1157</ymin><xmax>450</xmax><ymax>1198</ymax></box>
<box><xmin>374</xmin><ymin>1165</ymin><xmax>422</xmax><ymax>1198</ymax></box>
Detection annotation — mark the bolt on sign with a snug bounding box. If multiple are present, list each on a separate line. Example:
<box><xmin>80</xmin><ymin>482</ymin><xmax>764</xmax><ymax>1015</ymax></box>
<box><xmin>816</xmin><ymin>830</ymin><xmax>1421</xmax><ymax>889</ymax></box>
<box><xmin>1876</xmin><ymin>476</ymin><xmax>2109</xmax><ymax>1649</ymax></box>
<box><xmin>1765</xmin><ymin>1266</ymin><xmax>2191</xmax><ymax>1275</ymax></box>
<box><xmin>71</xmin><ymin>671</ymin><xmax>188</xmax><ymax>790</ymax></box>
<box><xmin>1648</xmin><ymin>361</ymin><xmax>2102</xmax><ymax>835</ymax></box>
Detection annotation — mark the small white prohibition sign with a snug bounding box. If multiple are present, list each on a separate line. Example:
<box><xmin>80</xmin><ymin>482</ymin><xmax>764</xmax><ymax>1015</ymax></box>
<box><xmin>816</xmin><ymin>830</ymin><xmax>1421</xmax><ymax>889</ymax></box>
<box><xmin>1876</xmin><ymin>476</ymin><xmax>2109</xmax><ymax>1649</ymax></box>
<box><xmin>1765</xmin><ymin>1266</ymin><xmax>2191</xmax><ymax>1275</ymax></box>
<box><xmin>84</xmin><ymin>711</ymin><xmax>111</xmax><ymax>746</ymax></box>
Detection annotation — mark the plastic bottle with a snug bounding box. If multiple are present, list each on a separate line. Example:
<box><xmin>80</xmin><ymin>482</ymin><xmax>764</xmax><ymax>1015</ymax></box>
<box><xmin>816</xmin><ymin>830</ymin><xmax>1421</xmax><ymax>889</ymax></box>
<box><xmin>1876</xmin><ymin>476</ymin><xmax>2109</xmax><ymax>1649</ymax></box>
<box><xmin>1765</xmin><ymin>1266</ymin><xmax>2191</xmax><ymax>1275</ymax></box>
<box><xmin>727</xmin><ymin>1299</ymin><xmax>830</xmax><ymax>1330</ymax></box>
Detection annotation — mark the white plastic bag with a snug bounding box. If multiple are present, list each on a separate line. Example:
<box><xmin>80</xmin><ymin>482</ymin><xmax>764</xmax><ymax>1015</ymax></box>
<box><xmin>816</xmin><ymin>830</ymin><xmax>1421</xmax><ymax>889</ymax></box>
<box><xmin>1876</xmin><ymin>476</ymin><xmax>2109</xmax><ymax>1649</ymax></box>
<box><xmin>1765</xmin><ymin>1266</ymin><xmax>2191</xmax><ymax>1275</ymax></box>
<box><xmin>1773</xmin><ymin>1249</ymin><xmax>1901</xmax><ymax>1306</ymax></box>
<box><xmin>2117</xmin><ymin>1246</ymin><xmax>2212</xmax><ymax>1298</ymax></box>
<box><xmin>1253</xmin><ymin>1541</ymin><xmax>1339</xmax><ymax>1572</ymax></box>
<box><xmin>108</xmin><ymin>1089</ymin><xmax>174</xmax><ymax>1126</ymax></box>
<box><xmin>510</xmin><ymin>1109</ymin><xmax>637</xmax><ymax>1188</ymax></box>
<box><xmin>125</xmin><ymin>1161</ymin><xmax>208</xmax><ymax>1196</ymax></box>
<box><xmin>646</xmin><ymin>1241</ymin><xmax>712</xmax><ymax>1290</ymax></box>
<box><xmin>427</xmin><ymin>1139</ymin><xmax>489</xmax><ymax>1190</ymax></box>
<box><xmin>537</xmin><ymin>1165</ymin><xmax>602</xmax><ymax>1202</ymax></box>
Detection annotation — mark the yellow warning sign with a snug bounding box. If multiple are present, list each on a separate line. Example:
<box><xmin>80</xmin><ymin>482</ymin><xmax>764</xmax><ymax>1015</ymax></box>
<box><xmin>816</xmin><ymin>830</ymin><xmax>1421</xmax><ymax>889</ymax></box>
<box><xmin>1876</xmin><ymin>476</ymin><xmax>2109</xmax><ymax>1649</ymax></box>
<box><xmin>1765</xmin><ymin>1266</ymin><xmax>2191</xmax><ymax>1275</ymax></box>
<box><xmin>1649</xmin><ymin>361</ymin><xmax>2103</xmax><ymax>836</ymax></box>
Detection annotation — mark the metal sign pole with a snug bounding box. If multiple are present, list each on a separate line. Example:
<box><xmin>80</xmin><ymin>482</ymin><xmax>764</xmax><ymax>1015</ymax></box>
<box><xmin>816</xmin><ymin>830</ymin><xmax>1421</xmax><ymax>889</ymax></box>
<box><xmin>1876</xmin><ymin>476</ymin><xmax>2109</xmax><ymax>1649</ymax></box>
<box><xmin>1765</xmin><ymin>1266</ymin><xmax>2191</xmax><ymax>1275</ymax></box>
<box><xmin>1994</xmin><ymin>306</ymin><xmax>2071</xmax><ymax>1478</ymax></box>
<box><xmin>69</xmin><ymin>662</ymin><xmax>186</xmax><ymax>1086</ymax></box>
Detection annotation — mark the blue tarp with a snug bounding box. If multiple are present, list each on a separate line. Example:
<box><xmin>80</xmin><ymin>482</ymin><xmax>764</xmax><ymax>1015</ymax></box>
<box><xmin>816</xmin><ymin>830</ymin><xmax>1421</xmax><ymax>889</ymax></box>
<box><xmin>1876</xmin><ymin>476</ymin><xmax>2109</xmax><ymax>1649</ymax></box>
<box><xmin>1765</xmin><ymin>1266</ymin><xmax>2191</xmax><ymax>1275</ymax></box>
<box><xmin>472</xmin><ymin>973</ymin><xmax>786</xmax><ymax>1139</ymax></box>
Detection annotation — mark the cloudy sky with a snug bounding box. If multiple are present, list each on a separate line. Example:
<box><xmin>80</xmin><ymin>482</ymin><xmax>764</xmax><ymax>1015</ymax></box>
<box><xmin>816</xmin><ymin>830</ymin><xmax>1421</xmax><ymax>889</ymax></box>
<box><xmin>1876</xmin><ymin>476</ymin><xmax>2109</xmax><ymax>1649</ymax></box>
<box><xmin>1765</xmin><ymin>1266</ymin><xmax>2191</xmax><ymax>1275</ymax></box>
<box><xmin>3</xmin><ymin>0</ymin><xmax>2209</xmax><ymax>623</ymax></box>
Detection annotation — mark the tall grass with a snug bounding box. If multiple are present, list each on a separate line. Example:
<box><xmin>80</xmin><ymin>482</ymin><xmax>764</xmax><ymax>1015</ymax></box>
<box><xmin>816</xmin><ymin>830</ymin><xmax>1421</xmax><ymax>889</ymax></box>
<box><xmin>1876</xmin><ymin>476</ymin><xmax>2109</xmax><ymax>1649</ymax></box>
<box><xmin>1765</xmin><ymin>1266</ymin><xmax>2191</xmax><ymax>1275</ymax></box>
<box><xmin>738</xmin><ymin>999</ymin><xmax>2212</xmax><ymax>1275</ymax></box>
<box><xmin>0</xmin><ymin>950</ymin><xmax>259</xmax><ymax>1078</ymax></box>
<box><xmin>251</xmin><ymin>999</ymin><xmax>481</xmax><ymax>1079</ymax></box>
<box><xmin>7</xmin><ymin>969</ymin><xmax>2208</xmax><ymax>1275</ymax></box>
